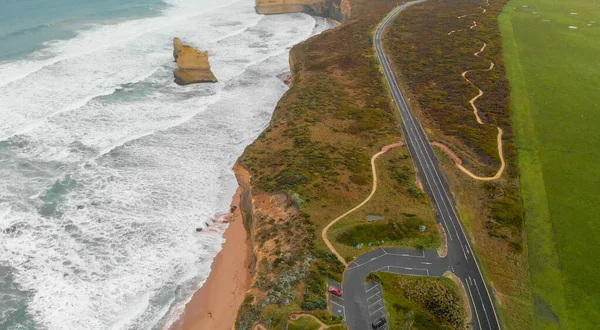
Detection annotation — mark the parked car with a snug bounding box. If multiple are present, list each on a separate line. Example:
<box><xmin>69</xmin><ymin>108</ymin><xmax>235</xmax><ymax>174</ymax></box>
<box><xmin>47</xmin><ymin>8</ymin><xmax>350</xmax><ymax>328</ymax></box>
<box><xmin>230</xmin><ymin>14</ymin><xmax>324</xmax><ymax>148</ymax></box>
<box><xmin>372</xmin><ymin>317</ymin><xmax>387</xmax><ymax>329</ymax></box>
<box><xmin>328</xmin><ymin>286</ymin><xmax>342</xmax><ymax>297</ymax></box>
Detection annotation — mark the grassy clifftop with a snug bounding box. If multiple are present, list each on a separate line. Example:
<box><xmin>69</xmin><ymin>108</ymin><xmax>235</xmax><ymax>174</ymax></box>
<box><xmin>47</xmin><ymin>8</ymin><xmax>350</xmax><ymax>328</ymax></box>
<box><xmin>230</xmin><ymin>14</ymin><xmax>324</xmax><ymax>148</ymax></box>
<box><xmin>235</xmin><ymin>0</ymin><xmax>439</xmax><ymax>327</ymax></box>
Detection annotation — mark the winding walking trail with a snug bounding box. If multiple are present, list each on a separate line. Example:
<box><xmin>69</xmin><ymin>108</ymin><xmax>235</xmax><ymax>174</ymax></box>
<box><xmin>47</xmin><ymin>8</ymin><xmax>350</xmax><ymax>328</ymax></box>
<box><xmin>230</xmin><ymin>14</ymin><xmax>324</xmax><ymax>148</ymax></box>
<box><xmin>321</xmin><ymin>142</ymin><xmax>403</xmax><ymax>266</ymax></box>
<box><xmin>289</xmin><ymin>313</ymin><xmax>342</xmax><ymax>330</ymax></box>
<box><xmin>434</xmin><ymin>6</ymin><xmax>505</xmax><ymax>181</ymax></box>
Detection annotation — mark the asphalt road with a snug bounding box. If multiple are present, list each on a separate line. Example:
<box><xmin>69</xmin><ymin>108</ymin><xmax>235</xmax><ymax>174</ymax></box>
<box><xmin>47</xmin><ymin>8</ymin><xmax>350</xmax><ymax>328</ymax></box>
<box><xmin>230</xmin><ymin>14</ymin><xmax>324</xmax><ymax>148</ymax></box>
<box><xmin>342</xmin><ymin>2</ymin><xmax>501</xmax><ymax>329</ymax></box>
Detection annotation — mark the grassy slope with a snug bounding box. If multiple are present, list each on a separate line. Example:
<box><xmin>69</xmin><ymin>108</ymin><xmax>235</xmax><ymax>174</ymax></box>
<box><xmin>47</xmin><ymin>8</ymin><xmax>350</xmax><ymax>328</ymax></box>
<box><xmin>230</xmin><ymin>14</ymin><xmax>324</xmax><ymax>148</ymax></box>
<box><xmin>370</xmin><ymin>272</ymin><xmax>465</xmax><ymax>330</ymax></box>
<box><xmin>288</xmin><ymin>316</ymin><xmax>321</xmax><ymax>330</ymax></box>
<box><xmin>499</xmin><ymin>1</ymin><xmax>600</xmax><ymax>329</ymax></box>
<box><xmin>330</xmin><ymin>148</ymin><xmax>439</xmax><ymax>260</ymax></box>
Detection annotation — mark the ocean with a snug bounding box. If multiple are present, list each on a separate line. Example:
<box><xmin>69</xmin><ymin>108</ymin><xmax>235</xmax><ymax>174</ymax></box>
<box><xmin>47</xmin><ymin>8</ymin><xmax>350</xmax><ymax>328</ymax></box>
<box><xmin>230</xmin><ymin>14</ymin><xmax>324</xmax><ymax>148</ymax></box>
<box><xmin>0</xmin><ymin>1</ymin><xmax>331</xmax><ymax>329</ymax></box>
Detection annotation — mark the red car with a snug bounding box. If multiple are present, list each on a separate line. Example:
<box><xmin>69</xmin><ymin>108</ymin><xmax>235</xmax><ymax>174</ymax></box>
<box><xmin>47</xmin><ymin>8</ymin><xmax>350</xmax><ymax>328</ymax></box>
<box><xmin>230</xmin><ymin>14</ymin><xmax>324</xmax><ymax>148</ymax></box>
<box><xmin>328</xmin><ymin>286</ymin><xmax>342</xmax><ymax>297</ymax></box>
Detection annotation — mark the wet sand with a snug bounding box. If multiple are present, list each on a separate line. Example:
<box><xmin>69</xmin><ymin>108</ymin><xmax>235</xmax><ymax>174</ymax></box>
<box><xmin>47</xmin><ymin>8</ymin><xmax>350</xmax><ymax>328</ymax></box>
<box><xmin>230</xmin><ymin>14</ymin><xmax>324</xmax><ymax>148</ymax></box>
<box><xmin>170</xmin><ymin>188</ymin><xmax>251</xmax><ymax>330</ymax></box>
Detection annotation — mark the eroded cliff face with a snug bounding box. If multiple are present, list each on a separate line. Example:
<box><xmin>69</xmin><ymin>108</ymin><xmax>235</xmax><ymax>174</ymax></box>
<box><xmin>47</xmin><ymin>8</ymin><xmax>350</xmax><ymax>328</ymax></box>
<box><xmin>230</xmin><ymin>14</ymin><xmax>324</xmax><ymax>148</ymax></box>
<box><xmin>172</xmin><ymin>37</ymin><xmax>217</xmax><ymax>85</ymax></box>
<box><xmin>255</xmin><ymin>0</ymin><xmax>351</xmax><ymax>22</ymax></box>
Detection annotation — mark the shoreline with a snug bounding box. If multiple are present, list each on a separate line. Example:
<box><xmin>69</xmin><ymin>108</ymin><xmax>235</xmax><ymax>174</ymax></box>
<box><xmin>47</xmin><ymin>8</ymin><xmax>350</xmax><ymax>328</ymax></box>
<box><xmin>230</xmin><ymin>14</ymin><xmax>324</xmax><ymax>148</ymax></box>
<box><xmin>169</xmin><ymin>188</ymin><xmax>251</xmax><ymax>330</ymax></box>
<box><xmin>166</xmin><ymin>14</ymin><xmax>337</xmax><ymax>330</ymax></box>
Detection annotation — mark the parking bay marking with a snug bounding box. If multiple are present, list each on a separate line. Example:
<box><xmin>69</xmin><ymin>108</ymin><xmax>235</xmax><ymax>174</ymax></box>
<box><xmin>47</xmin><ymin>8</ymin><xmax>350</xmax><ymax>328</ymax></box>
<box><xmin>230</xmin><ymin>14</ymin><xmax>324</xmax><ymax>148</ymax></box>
<box><xmin>369</xmin><ymin>306</ymin><xmax>385</xmax><ymax>316</ymax></box>
<box><xmin>330</xmin><ymin>299</ymin><xmax>344</xmax><ymax>308</ymax></box>
<box><xmin>367</xmin><ymin>291</ymin><xmax>381</xmax><ymax>301</ymax></box>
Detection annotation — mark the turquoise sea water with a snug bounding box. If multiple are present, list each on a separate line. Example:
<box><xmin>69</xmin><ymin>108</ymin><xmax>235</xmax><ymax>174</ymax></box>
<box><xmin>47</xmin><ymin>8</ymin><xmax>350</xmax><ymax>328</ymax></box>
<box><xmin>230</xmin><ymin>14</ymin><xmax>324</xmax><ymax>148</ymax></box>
<box><xmin>0</xmin><ymin>1</ymin><xmax>331</xmax><ymax>329</ymax></box>
<box><xmin>0</xmin><ymin>0</ymin><xmax>166</xmax><ymax>60</ymax></box>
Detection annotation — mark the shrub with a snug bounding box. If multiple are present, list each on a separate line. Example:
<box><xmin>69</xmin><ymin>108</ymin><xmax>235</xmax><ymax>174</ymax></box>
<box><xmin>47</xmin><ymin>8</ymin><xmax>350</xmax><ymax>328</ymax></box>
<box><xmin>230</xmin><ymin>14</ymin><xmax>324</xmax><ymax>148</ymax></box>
<box><xmin>489</xmin><ymin>195</ymin><xmax>524</xmax><ymax>227</ymax></box>
<box><xmin>301</xmin><ymin>298</ymin><xmax>327</xmax><ymax>311</ymax></box>
<box><xmin>336</xmin><ymin>217</ymin><xmax>422</xmax><ymax>246</ymax></box>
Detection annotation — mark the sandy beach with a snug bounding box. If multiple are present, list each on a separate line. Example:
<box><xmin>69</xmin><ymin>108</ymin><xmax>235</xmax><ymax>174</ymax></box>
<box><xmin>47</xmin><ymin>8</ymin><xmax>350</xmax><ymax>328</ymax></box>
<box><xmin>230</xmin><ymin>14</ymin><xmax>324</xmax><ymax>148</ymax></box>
<box><xmin>170</xmin><ymin>188</ymin><xmax>252</xmax><ymax>330</ymax></box>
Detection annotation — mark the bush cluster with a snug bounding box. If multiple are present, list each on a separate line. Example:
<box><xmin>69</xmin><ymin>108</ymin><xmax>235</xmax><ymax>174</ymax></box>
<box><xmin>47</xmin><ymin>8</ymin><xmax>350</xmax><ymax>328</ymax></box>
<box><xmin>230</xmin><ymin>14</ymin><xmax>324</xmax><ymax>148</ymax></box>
<box><xmin>336</xmin><ymin>217</ymin><xmax>422</xmax><ymax>246</ymax></box>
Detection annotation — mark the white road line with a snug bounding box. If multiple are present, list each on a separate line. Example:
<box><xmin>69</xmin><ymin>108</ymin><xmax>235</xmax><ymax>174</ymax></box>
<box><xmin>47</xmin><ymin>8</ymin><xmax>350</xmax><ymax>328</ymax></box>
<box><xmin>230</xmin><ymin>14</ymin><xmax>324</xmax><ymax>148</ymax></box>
<box><xmin>474</xmin><ymin>279</ymin><xmax>491</xmax><ymax>328</ymax></box>
<box><xmin>369</xmin><ymin>306</ymin><xmax>385</xmax><ymax>316</ymax></box>
<box><xmin>368</xmin><ymin>299</ymin><xmax>383</xmax><ymax>308</ymax></box>
<box><xmin>385</xmin><ymin>251</ymin><xmax>425</xmax><ymax>258</ymax></box>
<box><xmin>348</xmin><ymin>253</ymin><xmax>387</xmax><ymax>270</ymax></box>
<box><xmin>366</xmin><ymin>284</ymin><xmax>380</xmax><ymax>293</ymax></box>
<box><xmin>388</xmin><ymin>265</ymin><xmax>429</xmax><ymax>273</ymax></box>
<box><xmin>367</xmin><ymin>292</ymin><xmax>381</xmax><ymax>301</ymax></box>
<box><xmin>421</xmin><ymin>262</ymin><xmax>432</xmax><ymax>265</ymax></box>
<box><xmin>466</xmin><ymin>281</ymin><xmax>482</xmax><ymax>329</ymax></box>
<box><xmin>330</xmin><ymin>300</ymin><xmax>344</xmax><ymax>308</ymax></box>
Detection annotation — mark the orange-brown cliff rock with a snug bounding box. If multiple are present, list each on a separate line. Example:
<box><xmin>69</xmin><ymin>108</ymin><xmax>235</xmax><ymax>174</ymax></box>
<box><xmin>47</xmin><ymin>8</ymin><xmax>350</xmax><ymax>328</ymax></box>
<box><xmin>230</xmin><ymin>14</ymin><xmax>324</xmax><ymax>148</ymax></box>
<box><xmin>255</xmin><ymin>0</ymin><xmax>351</xmax><ymax>22</ymax></box>
<box><xmin>172</xmin><ymin>37</ymin><xmax>217</xmax><ymax>85</ymax></box>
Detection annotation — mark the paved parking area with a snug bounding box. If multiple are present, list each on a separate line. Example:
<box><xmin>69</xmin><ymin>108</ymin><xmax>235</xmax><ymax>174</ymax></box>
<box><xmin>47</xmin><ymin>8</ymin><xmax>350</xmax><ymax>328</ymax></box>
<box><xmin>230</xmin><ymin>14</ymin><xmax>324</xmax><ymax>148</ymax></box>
<box><xmin>365</xmin><ymin>282</ymin><xmax>389</xmax><ymax>330</ymax></box>
<box><xmin>327</xmin><ymin>279</ymin><xmax>345</xmax><ymax>318</ymax></box>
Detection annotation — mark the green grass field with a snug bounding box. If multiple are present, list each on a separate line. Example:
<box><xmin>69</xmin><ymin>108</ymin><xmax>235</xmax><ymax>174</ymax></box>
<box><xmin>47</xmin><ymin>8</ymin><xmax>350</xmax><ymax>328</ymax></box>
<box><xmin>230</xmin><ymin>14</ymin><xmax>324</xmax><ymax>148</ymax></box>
<box><xmin>499</xmin><ymin>1</ymin><xmax>600</xmax><ymax>328</ymax></box>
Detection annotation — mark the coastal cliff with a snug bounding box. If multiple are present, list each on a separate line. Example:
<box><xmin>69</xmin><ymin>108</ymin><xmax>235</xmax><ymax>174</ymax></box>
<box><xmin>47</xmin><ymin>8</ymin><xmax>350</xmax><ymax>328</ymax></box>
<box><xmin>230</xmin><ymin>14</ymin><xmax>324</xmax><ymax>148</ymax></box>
<box><xmin>233</xmin><ymin>0</ymin><xmax>414</xmax><ymax>326</ymax></box>
<box><xmin>255</xmin><ymin>0</ymin><xmax>351</xmax><ymax>22</ymax></box>
<box><xmin>172</xmin><ymin>37</ymin><xmax>217</xmax><ymax>85</ymax></box>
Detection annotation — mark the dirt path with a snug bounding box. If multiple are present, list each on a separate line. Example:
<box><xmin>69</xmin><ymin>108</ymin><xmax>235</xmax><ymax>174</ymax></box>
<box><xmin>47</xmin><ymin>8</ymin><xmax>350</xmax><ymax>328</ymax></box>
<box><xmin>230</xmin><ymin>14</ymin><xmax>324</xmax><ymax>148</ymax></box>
<box><xmin>254</xmin><ymin>312</ymin><xmax>343</xmax><ymax>330</ymax></box>
<box><xmin>321</xmin><ymin>142</ymin><xmax>403</xmax><ymax>266</ymax></box>
<box><xmin>289</xmin><ymin>313</ymin><xmax>342</xmax><ymax>330</ymax></box>
<box><xmin>441</xmin><ymin>10</ymin><xmax>506</xmax><ymax>181</ymax></box>
<box><xmin>253</xmin><ymin>323</ymin><xmax>267</xmax><ymax>330</ymax></box>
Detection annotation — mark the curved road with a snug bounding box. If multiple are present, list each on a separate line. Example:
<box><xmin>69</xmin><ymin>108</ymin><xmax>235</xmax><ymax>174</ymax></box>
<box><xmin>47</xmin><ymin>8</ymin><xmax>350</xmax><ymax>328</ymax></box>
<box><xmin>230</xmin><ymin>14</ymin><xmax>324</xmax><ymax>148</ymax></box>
<box><xmin>342</xmin><ymin>2</ymin><xmax>501</xmax><ymax>329</ymax></box>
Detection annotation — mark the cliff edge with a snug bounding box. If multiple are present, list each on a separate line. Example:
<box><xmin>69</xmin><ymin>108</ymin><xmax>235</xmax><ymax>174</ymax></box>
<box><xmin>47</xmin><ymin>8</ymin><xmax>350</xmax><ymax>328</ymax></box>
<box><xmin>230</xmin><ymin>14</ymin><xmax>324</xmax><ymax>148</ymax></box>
<box><xmin>172</xmin><ymin>37</ymin><xmax>217</xmax><ymax>85</ymax></box>
<box><xmin>255</xmin><ymin>0</ymin><xmax>351</xmax><ymax>22</ymax></box>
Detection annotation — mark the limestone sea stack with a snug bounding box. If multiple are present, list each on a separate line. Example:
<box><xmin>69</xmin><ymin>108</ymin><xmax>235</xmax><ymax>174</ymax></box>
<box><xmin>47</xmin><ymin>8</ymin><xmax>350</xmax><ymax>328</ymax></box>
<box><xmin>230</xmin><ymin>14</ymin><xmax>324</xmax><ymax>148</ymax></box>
<box><xmin>172</xmin><ymin>37</ymin><xmax>217</xmax><ymax>85</ymax></box>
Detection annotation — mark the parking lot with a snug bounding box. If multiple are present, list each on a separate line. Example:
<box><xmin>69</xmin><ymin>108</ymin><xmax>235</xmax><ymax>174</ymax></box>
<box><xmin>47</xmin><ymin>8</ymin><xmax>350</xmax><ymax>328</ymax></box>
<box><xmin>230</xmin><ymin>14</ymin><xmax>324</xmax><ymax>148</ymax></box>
<box><xmin>327</xmin><ymin>279</ymin><xmax>345</xmax><ymax>318</ymax></box>
<box><xmin>365</xmin><ymin>282</ymin><xmax>389</xmax><ymax>330</ymax></box>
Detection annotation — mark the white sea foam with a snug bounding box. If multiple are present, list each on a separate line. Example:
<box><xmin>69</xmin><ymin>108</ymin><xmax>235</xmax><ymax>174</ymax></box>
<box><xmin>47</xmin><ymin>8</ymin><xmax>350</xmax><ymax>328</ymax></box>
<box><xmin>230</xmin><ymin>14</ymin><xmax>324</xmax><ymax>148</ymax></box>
<box><xmin>0</xmin><ymin>0</ymin><xmax>330</xmax><ymax>329</ymax></box>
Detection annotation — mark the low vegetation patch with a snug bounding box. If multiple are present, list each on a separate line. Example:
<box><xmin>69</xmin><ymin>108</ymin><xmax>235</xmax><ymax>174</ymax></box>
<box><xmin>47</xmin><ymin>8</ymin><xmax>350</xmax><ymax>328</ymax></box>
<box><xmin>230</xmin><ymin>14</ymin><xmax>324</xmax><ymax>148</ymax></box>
<box><xmin>369</xmin><ymin>272</ymin><xmax>465</xmax><ymax>329</ymax></box>
<box><xmin>336</xmin><ymin>217</ymin><xmax>422</xmax><ymax>246</ymax></box>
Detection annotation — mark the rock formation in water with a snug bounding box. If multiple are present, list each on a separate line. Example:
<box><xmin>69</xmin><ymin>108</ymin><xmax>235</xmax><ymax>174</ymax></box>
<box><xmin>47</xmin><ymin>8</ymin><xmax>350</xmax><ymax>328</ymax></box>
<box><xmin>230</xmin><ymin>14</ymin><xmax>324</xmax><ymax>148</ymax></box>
<box><xmin>255</xmin><ymin>0</ymin><xmax>351</xmax><ymax>22</ymax></box>
<box><xmin>172</xmin><ymin>37</ymin><xmax>217</xmax><ymax>85</ymax></box>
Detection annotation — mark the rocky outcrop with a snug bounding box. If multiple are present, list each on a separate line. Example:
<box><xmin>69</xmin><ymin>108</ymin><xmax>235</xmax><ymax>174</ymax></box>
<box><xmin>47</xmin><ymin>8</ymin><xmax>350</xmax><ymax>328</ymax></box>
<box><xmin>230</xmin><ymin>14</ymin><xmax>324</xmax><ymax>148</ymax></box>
<box><xmin>255</xmin><ymin>0</ymin><xmax>351</xmax><ymax>22</ymax></box>
<box><xmin>172</xmin><ymin>37</ymin><xmax>217</xmax><ymax>85</ymax></box>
